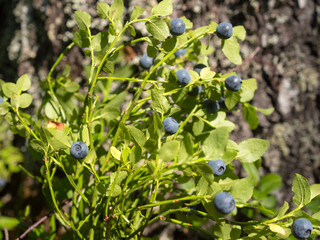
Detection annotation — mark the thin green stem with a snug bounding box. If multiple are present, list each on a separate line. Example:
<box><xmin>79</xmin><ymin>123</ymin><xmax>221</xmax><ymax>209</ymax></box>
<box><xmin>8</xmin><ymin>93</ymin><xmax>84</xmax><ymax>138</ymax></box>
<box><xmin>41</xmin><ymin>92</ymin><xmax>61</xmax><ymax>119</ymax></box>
<box><xmin>97</xmin><ymin>76</ymin><xmax>165</xmax><ymax>84</ymax></box>
<box><xmin>46</xmin><ymin>42</ymin><xmax>75</xmax><ymax>125</ymax></box>
<box><xmin>173</xmin><ymin>104</ymin><xmax>198</xmax><ymax>139</ymax></box>
<box><xmin>13</xmin><ymin>108</ymin><xmax>39</xmax><ymax>140</ymax></box>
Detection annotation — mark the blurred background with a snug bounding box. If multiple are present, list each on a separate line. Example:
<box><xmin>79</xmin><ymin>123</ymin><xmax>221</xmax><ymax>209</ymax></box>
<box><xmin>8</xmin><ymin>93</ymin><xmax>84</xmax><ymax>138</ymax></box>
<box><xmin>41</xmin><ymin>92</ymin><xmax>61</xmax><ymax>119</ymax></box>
<box><xmin>0</xmin><ymin>0</ymin><xmax>319</xmax><ymax>239</ymax></box>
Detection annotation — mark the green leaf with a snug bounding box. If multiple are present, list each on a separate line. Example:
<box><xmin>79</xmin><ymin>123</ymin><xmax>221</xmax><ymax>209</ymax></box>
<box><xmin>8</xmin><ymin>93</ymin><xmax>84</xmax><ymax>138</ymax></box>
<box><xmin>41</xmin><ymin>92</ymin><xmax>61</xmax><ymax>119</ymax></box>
<box><xmin>259</xmin><ymin>174</ymin><xmax>282</xmax><ymax>194</ymax></box>
<box><xmin>231</xmin><ymin>177</ymin><xmax>254</xmax><ymax>204</ymax></box>
<box><xmin>292</xmin><ymin>173</ymin><xmax>311</xmax><ymax>206</ymax></box>
<box><xmin>233</xmin><ymin>26</ymin><xmax>246</xmax><ymax>41</ymax></box>
<box><xmin>19</xmin><ymin>93</ymin><xmax>33</xmax><ymax>109</ymax></box>
<box><xmin>98</xmin><ymin>105</ymin><xmax>120</xmax><ymax>121</ymax></box>
<box><xmin>178</xmin><ymin>133</ymin><xmax>194</xmax><ymax>164</ymax></box>
<box><xmin>180</xmin><ymin>16</ymin><xmax>193</xmax><ymax>29</ymax></box>
<box><xmin>83</xmin><ymin>149</ymin><xmax>97</xmax><ymax>164</ymax></box>
<box><xmin>0</xmin><ymin>216</ymin><xmax>19</xmax><ymax>230</ymax></box>
<box><xmin>145</xmin><ymin>16</ymin><xmax>170</xmax><ymax>42</ymax></box>
<box><xmin>74</xmin><ymin>11</ymin><xmax>91</xmax><ymax>30</ymax></box>
<box><xmin>130</xmin><ymin>6</ymin><xmax>145</xmax><ymax>21</ymax></box>
<box><xmin>159</xmin><ymin>140</ymin><xmax>180</xmax><ymax>161</ymax></box>
<box><xmin>222</xmin><ymin>140</ymin><xmax>239</xmax><ymax>164</ymax></box>
<box><xmin>127</xmin><ymin>126</ymin><xmax>146</xmax><ymax>147</ymax></box>
<box><xmin>225</xmin><ymin>89</ymin><xmax>241</xmax><ymax>110</ymax></box>
<box><xmin>110</xmin><ymin>146</ymin><xmax>121</xmax><ymax>160</ymax></box>
<box><xmin>2</xmin><ymin>82</ymin><xmax>19</xmax><ymax>98</ymax></box>
<box><xmin>202</xmin><ymin>127</ymin><xmax>229</xmax><ymax>159</ymax></box>
<box><xmin>80</xmin><ymin>125</ymin><xmax>90</xmax><ymax>145</ymax></box>
<box><xmin>45</xmin><ymin>101</ymin><xmax>59</xmax><ymax>120</ymax></box>
<box><xmin>16</xmin><ymin>74</ymin><xmax>31</xmax><ymax>91</ymax></box>
<box><xmin>0</xmin><ymin>102</ymin><xmax>10</xmax><ymax>115</ymax></box>
<box><xmin>64</xmin><ymin>80</ymin><xmax>80</xmax><ymax>93</ymax></box>
<box><xmin>162</xmin><ymin>37</ymin><xmax>177</xmax><ymax>52</ymax></box>
<box><xmin>242</xmin><ymin>103</ymin><xmax>259</xmax><ymax>130</ymax></box>
<box><xmin>274</xmin><ymin>201</ymin><xmax>289</xmax><ymax>219</ymax></box>
<box><xmin>110</xmin><ymin>0</ymin><xmax>124</xmax><ymax>21</ymax></box>
<box><xmin>240</xmin><ymin>78</ymin><xmax>257</xmax><ymax>102</ymax></box>
<box><xmin>48</xmin><ymin>128</ymin><xmax>71</xmax><ymax>149</ymax></box>
<box><xmin>237</xmin><ymin>138</ymin><xmax>269</xmax><ymax>163</ymax></box>
<box><xmin>221</xmin><ymin>37</ymin><xmax>242</xmax><ymax>65</ymax></box>
<box><xmin>200</xmin><ymin>67</ymin><xmax>215</xmax><ymax>79</ymax></box>
<box><xmin>255</xmin><ymin>107</ymin><xmax>274</xmax><ymax>115</ymax></box>
<box><xmin>97</xmin><ymin>2</ymin><xmax>110</xmax><ymax>20</ymax></box>
<box><xmin>147</xmin><ymin>45</ymin><xmax>157</xmax><ymax>58</ymax></box>
<box><xmin>310</xmin><ymin>184</ymin><xmax>320</xmax><ymax>200</ymax></box>
<box><xmin>30</xmin><ymin>139</ymin><xmax>46</xmax><ymax>153</ymax></box>
<box><xmin>152</xmin><ymin>0</ymin><xmax>173</xmax><ymax>16</ymax></box>
<box><xmin>242</xmin><ymin>162</ymin><xmax>260</xmax><ymax>186</ymax></box>
<box><xmin>73</xmin><ymin>29</ymin><xmax>90</xmax><ymax>48</ymax></box>
<box><xmin>151</xmin><ymin>89</ymin><xmax>170</xmax><ymax>114</ymax></box>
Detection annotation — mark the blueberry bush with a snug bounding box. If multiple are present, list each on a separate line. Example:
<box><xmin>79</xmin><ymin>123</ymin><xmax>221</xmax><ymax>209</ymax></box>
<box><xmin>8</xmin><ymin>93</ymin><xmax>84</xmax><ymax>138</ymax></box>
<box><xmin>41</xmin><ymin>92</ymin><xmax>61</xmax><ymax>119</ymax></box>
<box><xmin>0</xmin><ymin>0</ymin><xmax>320</xmax><ymax>239</ymax></box>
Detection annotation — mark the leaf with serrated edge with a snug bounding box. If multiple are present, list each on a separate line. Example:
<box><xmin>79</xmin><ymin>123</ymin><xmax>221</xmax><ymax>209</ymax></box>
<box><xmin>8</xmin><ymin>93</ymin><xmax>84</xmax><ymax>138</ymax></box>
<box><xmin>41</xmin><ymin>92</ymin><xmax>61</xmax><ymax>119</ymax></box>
<box><xmin>151</xmin><ymin>89</ymin><xmax>170</xmax><ymax>114</ymax></box>
<box><xmin>275</xmin><ymin>201</ymin><xmax>289</xmax><ymax>219</ymax></box>
<box><xmin>145</xmin><ymin>16</ymin><xmax>170</xmax><ymax>42</ymax></box>
<box><xmin>292</xmin><ymin>173</ymin><xmax>311</xmax><ymax>206</ymax></box>
<box><xmin>237</xmin><ymin>138</ymin><xmax>269</xmax><ymax>163</ymax></box>
<box><xmin>97</xmin><ymin>3</ymin><xmax>110</xmax><ymax>20</ymax></box>
<box><xmin>74</xmin><ymin>11</ymin><xmax>91</xmax><ymax>30</ymax></box>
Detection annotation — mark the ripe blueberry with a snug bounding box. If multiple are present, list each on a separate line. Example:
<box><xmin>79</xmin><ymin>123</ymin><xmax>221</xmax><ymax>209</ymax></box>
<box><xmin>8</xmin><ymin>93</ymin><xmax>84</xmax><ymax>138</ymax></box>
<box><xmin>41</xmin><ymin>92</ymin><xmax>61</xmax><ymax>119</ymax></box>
<box><xmin>208</xmin><ymin>159</ymin><xmax>226</xmax><ymax>176</ymax></box>
<box><xmin>170</xmin><ymin>18</ymin><xmax>186</xmax><ymax>36</ymax></box>
<box><xmin>0</xmin><ymin>97</ymin><xmax>4</xmax><ymax>103</ymax></box>
<box><xmin>214</xmin><ymin>192</ymin><xmax>235</xmax><ymax>214</ymax></box>
<box><xmin>203</xmin><ymin>98</ymin><xmax>220</xmax><ymax>113</ymax></box>
<box><xmin>225</xmin><ymin>75</ymin><xmax>242</xmax><ymax>91</ymax></box>
<box><xmin>292</xmin><ymin>218</ymin><xmax>313</xmax><ymax>239</ymax></box>
<box><xmin>216</xmin><ymin>22</ymin><xmax>233</xmax><ymax>39</ymax></box>
<box><xmin>189</xmin><ymin>86</ymin><xmax>202</xmax><ymax>96</ymax></box>
<box><xmin>193</xmin><ymin>64</ymin><xmax>206</xmax><ymax>75</ymax></box>
<box><xmin>176</xmin><ymin>69</ymin><xmax>191</xmax><ymax>85</ymax></box>
<box><xmin>70</xmin><ymin>141</ymin><xmax>88</xmax><ymax>159</ymax></box>
<box><xmin>0</xmin><ymin>178</ymin><xmax>6</xmax><ymax>187</ymax></box>
<box><xmin>174</xmin><ymin>49</ymin><xmax>187</xmax><ymax>58</ymax></box>
<box><xmin>139</xmin><ymin>54</ymin><xmax>154</xmax><ymax>69</ymax></box>
<box><xmin>162</xmin><ymin>117</ymin><xmax>179</xmax><ymax>135</ymax></box>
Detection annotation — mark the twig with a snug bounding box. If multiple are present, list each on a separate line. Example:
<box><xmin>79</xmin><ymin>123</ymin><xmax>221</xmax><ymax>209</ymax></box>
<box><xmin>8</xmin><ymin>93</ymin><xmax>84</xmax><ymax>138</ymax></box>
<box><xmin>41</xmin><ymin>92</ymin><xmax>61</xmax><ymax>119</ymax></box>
<box><xmin>229</xmin><ymin>46</ymin><xmax>261</xmax><ymax>72</ymax></box>
<box><xmin>16</xmin><ymin>195</ymin><xmax>75</xmax><ymax>240</ymax></box>
<box><xmin>4</xmin><ymin>226</ymin><xmax>9</xmax><ymax>240</ymax></box>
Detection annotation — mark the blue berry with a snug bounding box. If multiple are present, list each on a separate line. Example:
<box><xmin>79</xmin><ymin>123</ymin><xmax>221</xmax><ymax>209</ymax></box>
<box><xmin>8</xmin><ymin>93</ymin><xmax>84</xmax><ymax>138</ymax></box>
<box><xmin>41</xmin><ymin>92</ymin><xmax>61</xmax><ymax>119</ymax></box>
<box><xmin>0</xmin><ymin>178</ymin><xmax>6</xmax><ymax>187</ymax></box>
<box><xmin>208</xmin><ymin>159</ymin><xmax>226</xmax><ymax>176</ymax></box>
<box><xmin>170</xmin><ymin>18</ymin><xmax>186</xmax><ymax>36</ymax></box>
<box><xmin>174</xmin><ymin>49</ymin><xmax>187</xmax><ymax>57</ymax></box>
<box><xmin>176</xmin><ymin>69</ymin><xmax>191</xmax><ymax>85</ymax></box>
<box><xmin>225</xmin><ymin>75</ymin><xmax>242</xmax><ymax>91</ymax></box>
<box><xmin>193</xmin><ymin>64</ymin><xmax>206</xmax><ymax>75</ymax></box>
<box><xmin>189</xmin><ymin>86</ymin><xmax>202</xmax><ymax>96</ymax></box>
<box><xmin>162</xmin><ymin>117</ymin><xmax>179</xmax><ymax>135</ymax></box>
<box><xmin>292</xmin><ymin>218</ymin><xmax>313</xmax><ymax>239</ymax></box>
<box><xmin>139</xmin><ymin>54</ymin><xmax>154</xmax><ymax>69</ymax></box>
<box><xmin>70</xmin><ymin>141</ymin><xmax>88</xmax><ymax>159</ymax></box>
<box><xmin>214</xmin><ymin>192</ymin><xmax>235</xmax><ymax>214</ymax></box>
<box><xmin>216</xmin><ymin>22</ymin><xmax>233</xmax><ymax>39</ymax></box>
<box><xmin>203</xmin><ymin>98</ymin><xmax>220</xmax><ymax>113</ymax></box>
<box><xmin>0</xmin><ymin>97</ymin><xmax>4</xmax><ymax>103</ymax></box>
